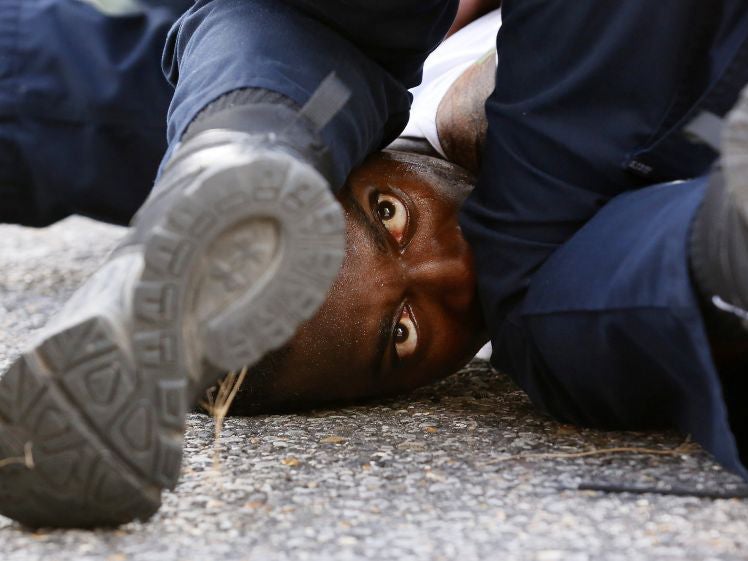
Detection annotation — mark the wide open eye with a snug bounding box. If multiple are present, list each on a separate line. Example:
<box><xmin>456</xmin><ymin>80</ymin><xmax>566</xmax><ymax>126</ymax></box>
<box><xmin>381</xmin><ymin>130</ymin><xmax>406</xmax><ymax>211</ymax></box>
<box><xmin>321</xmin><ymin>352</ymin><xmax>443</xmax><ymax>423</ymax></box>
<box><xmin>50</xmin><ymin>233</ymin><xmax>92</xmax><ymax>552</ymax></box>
<box><xmin>393</xmin><ymin>306</ymin><xmax>418</xmax><ymax>359</ymax></box>
<box><xmin>376</xmin><ymin>194</ymin><xmax>408</xmax><ymax>244</ymax></box>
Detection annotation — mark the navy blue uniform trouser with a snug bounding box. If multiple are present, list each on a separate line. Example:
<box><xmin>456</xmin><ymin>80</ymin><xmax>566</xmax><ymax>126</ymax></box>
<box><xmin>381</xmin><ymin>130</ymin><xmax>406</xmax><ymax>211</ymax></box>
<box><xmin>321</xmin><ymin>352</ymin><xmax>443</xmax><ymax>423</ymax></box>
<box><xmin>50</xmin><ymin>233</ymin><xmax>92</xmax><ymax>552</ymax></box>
<box><xmin>0</xmin><ymin>0</ymin><xmax>455</xmax><ymax>224</ymax></box>
<box><xmin>0</xmin><ymin>0</ymin><xmax>185</xmax><ymax>225</ymax></box>
<box><xmin>1</xmin><ymin>0</ymin><xmax>747</xmax><ymax>477</ymax></box>
<box><xmin>457</xmin><ymin>0</ymin><xmax>748</xmax><ymax>479</ymax></box>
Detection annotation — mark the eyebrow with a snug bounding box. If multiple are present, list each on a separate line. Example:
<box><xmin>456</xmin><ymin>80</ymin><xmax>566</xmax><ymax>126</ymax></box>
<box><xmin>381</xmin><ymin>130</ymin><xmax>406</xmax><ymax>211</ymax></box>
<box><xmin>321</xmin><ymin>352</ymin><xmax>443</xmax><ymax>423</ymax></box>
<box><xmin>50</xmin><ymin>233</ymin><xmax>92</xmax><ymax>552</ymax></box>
<box><xmin>342</xmin><ymin>189</ymin><xmax>389</xmax><ymax>254</ymax></box>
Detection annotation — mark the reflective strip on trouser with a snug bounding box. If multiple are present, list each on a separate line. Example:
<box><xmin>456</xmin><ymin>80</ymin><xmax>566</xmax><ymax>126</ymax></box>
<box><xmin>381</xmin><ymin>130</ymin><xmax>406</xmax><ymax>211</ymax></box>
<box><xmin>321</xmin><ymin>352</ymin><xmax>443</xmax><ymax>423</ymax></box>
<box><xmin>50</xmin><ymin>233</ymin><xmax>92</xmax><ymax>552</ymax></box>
<box><xmin>77</xmin><ymin>0</ymin><xmax>143</xmax><ymax>16</ymax></box>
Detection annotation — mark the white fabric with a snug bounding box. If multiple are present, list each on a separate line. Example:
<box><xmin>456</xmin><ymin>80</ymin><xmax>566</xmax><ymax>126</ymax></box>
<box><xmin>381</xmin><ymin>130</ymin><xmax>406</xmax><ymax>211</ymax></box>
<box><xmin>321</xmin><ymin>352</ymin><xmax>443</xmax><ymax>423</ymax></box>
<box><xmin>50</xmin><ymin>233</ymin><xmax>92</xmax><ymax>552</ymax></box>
<box><xmin>402</xmin><ymin>9</ymin><xmax>502</xmax><ymax>157</ymax></box>
<box><xmin>475</xmin><ymin>342</ymin><xmax>493</xmax><ymax>361</ymax></box>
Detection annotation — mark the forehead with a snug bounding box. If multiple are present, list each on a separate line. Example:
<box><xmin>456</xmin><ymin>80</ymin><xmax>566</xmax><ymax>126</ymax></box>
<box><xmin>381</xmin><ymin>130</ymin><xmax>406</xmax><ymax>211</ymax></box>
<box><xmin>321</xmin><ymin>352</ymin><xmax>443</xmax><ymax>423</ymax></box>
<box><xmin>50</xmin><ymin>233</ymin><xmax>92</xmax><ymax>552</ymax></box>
<box><xmin>344</xmin><ymin>151</ymin><xmax>472</xmax><ymax>205</ymax></box>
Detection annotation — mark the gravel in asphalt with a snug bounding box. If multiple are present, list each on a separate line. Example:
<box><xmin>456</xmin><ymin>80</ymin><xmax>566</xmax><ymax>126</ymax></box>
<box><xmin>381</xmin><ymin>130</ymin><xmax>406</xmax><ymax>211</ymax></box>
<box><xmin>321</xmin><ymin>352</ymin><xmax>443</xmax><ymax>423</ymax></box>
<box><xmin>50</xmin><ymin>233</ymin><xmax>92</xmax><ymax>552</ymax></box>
<box><xmin>1</xmin><ymin>217</ymin><xmax>747</xmax><ymax>561</ymax></box>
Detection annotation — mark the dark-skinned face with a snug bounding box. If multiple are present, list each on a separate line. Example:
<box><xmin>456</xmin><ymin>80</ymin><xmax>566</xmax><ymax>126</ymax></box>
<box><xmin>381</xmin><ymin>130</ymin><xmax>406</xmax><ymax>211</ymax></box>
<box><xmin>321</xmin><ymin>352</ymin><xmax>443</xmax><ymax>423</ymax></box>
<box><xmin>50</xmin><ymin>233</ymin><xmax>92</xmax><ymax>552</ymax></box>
<box><xmin>233</xmin><ymin>150</ymin><xmax>488</xmax><ymax>412</ymax></box>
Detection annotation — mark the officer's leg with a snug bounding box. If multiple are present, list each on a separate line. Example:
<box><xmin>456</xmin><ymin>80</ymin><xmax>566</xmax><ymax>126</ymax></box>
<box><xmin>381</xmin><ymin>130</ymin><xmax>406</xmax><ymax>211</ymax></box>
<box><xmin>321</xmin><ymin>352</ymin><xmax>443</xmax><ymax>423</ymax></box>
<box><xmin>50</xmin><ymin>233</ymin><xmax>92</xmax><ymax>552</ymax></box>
<box><xmin>495</xmin><ymin>176</ymin><xmax>748</xmax><ymax>480</ymax></box>
<box><xmin>460</xmin><ymin>0</ymin><xmax>748</xmax><ymax>325</ymax></box>
<box><xmin>0</xmin><ymin>0</ymin><xmax>457</xmax><ymax>529</ymax></box>
<box><xmin>0</xmin><ymin>0</ymin><xmax>189</xmax><ymax>226</ymax></box>
<box><xmin>458</xmin><ymin>0</ymin><xmax>748</xmax><ymax>478</ymax></box>
<box><xmin>160</xmin><ymin>0</ymin><xmax>458</xmax><ymax>187</ymax></box>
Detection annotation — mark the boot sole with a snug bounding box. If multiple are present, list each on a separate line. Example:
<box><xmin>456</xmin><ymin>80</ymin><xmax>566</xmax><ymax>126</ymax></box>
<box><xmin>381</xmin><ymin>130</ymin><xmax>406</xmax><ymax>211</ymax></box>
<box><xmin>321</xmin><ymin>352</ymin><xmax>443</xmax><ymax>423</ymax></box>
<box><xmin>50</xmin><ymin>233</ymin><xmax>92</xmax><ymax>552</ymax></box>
<box><xmin>0</xmin><ymin>142</ymin><xmax>345</xmax><ymax>527</ymax></box>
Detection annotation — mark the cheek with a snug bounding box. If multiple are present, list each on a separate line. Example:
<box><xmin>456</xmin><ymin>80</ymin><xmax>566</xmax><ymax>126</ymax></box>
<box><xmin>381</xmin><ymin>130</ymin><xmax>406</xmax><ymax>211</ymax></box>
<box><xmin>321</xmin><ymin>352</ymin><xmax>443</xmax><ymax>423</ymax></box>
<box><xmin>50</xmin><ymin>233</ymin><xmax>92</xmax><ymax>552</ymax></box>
<box><xmin>402</xmin><ymin>343</ymin><xmax>474</xmax><ymax>391</ymax></box>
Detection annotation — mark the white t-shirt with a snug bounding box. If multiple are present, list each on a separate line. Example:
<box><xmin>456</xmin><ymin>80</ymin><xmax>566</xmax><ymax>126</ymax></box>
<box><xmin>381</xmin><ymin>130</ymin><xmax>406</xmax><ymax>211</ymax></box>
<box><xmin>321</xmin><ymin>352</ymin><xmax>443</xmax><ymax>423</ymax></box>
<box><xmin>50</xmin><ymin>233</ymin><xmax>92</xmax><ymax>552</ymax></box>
<box><xmin>402</xmin><ymin>9</ymin><xmax>502</xmax><ymax>157</ymax></box>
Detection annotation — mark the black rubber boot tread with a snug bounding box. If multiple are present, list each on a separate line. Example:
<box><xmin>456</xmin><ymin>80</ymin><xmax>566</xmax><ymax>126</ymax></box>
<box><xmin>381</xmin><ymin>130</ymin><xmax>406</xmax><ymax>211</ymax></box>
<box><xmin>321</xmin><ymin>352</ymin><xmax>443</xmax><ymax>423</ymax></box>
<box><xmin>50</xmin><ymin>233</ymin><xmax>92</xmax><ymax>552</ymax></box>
<box><xmin>0</xmin><ymin>130</ymin><xmax>344</xmax><ymax>528</ymax></box>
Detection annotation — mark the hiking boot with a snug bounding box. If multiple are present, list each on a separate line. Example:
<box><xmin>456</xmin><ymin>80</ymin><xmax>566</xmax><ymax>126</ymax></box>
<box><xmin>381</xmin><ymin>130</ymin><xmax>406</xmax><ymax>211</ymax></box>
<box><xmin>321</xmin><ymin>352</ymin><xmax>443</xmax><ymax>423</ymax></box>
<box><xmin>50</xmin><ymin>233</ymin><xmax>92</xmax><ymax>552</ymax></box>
<box><xmin>0</xmin><ymin>86</ymin><xmax>347</xmax><ymax>528</ymax></box>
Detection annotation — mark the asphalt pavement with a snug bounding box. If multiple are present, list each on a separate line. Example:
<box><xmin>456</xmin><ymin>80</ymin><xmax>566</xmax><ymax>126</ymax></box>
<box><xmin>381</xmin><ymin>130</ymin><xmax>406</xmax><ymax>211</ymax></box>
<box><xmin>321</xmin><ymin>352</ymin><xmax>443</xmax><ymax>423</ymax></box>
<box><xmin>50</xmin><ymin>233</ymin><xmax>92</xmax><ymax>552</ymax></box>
<box><xmin>1</xmin><ymin>217</ymin><xmax>747</xmax><ymax>561</ymax></box>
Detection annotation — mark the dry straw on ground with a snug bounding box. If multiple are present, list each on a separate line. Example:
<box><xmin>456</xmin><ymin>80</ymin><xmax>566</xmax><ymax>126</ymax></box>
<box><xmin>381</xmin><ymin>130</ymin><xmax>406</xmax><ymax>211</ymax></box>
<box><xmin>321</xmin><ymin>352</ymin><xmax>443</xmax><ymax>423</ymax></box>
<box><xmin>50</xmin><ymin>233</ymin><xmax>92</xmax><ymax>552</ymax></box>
<box><xmin>201</xmin><ymin>366</ymin><xmax>250</xmax><ymax>472</ymax></box>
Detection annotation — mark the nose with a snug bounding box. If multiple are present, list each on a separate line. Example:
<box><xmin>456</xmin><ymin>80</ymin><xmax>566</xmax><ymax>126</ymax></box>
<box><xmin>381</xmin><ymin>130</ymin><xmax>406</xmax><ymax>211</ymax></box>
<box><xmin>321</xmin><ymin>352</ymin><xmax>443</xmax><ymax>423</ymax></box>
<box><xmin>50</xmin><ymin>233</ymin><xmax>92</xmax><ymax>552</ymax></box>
<box><xmin>405</xmin><ymin>232</ymin><xmax>476</xmax><ymax>313</ymax></box>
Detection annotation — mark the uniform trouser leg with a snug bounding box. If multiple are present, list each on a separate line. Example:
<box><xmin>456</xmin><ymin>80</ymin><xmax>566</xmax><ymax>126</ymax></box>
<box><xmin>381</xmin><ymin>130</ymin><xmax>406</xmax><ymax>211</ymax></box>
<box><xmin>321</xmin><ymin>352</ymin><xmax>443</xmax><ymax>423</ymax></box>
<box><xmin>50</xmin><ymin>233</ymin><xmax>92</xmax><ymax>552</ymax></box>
<box><xmin>160</xmin><ymin>0</ymin><xmax>458</xmax><ymax>189</ymax></box>
<box><xmin>1</xmin><ymin>0</ymin><xmax>456</xmax><ymax>225</ymax></box>
<box><xmin>0</xmin><ymin>0</ymin><xmax>191</xmax><ymax>226</ymax></box>
<box><xmin>456</xmin><ymin>0</ymin><xmax>748</xmax><ymax>477</ymax></box>
<box><xmin>460</xmin><ymin>0</ymin><xmax>748</xmax><ymax>326</ymax></box>
<box><xmin>496</xmin><ymin>176</ymin><xmax>748</xmax><ymax>479</ymax></box>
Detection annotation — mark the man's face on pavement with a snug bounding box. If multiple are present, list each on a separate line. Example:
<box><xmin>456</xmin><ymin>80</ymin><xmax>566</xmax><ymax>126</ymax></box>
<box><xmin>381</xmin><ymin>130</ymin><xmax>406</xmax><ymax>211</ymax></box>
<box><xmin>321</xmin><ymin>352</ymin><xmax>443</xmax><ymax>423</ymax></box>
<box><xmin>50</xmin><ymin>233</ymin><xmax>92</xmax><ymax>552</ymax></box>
<box><xmin>232</xmin><ymin>150</ymin><xmax>487</xmax><ymax>412</ymax></box>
